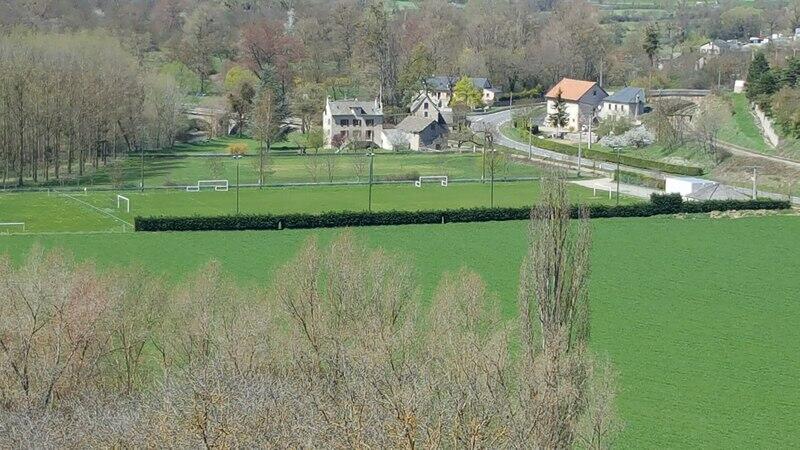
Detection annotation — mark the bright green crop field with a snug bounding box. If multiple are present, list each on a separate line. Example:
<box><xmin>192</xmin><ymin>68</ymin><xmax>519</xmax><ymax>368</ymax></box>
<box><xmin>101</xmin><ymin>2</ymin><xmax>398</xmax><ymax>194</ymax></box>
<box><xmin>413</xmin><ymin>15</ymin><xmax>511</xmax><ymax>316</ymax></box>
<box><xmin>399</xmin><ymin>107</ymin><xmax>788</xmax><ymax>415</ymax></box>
<box><xmin>0</xmin><ymin>215</ymin><xmax>798</xmax><ymax>448</ymax></box>
<box><xmin>0</xmin><ymin>181</ymin><xmax>632</xmax><ymax>233</ymax></box>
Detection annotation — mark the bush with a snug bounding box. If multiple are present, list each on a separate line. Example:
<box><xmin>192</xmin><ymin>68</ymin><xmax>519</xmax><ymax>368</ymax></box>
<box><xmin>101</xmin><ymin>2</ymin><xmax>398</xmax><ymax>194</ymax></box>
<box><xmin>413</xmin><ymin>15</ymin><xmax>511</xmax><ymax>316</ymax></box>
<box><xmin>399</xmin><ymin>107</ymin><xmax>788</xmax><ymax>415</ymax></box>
<box><xmin>528</xmin><ymin>135</ymin><xmax>704</xmax><ymax>176</ymax></box>
<box><xmin>135</xmin><ymin>197</ymin><xmax>789</xmax><ymax>232</ymax></box>
<box><xmin>613</xmin><ymin>170</ymin><xmax>666</xmax><ymax>190</ymax></box>
<box><xmin>599</xmin><ymin>126</ymin><xmax>654</xmax><ymax>149</ymax></box>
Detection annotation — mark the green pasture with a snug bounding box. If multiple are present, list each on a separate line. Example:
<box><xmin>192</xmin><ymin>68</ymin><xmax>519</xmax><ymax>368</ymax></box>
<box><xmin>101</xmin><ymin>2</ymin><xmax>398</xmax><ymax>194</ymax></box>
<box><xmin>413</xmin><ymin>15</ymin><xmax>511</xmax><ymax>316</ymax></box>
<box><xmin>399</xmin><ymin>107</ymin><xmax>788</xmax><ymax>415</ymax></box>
<box><xmin>0</xmin><ymin>181</ymin><xmax>632</xmax><ymax>233</ymax></box>
<box><xmin>0</xmin><ymin>215</ymin><xmax>798</xmax><ymax>448</ymax></box>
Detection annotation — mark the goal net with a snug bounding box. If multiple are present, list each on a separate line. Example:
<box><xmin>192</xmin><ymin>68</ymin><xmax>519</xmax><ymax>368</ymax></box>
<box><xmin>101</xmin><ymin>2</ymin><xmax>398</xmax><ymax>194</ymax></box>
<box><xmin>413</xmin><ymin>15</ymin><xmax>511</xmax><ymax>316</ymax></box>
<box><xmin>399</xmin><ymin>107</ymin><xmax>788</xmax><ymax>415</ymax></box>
<box><xmin>187</xmin><ymin>180</ymin><xmax>229</xmax><ymax>192</ymax></box>
<box><xmin>414</xmin><ymin>175</ymin><xmax>448</xmax><ymax>187</ymax></box>
<box><xmin>116</xmin><ymin>195</ymin><xmax>130</xmax><ymax>213</ymax></box>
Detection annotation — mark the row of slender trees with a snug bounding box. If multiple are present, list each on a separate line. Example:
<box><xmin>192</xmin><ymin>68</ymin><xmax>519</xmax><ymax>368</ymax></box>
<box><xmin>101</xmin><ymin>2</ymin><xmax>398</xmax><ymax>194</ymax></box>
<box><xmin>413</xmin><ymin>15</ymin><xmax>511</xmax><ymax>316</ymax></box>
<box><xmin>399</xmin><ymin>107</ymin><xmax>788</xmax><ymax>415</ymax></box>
<box><xmin>0</xmin><ymin>32</ymin><xmax>184</xmax><ymax>188</ymax></box>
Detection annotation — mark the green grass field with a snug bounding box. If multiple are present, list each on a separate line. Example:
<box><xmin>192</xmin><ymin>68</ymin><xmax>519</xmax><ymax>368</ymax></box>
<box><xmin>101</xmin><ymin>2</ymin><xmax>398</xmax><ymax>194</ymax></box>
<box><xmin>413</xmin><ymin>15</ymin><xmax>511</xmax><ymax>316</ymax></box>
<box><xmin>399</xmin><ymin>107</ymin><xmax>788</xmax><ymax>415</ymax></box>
<box><xmin>1</xmin><ymin>215</ymin><xmax>798</xmax><ymax>448</ymax></box>
<box><xmin>0</xmin><ymin>181</ymin><xmax>632</xmax><ymax>233</ymax></box>
<box><xmin>27</xmin><ymin>141</ymin><xmax>546</xmax><ymax>189</ymax></box>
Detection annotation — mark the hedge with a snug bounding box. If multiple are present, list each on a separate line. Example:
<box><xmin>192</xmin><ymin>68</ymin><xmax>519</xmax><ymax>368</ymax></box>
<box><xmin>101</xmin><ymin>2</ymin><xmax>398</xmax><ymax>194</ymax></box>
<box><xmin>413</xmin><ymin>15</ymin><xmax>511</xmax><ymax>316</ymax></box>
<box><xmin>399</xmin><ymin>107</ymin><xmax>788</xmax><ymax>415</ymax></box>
<box><xmin>613</xmin><ymin>170</ymin><xmax>666</xmax><ymax>190</ymax></box>
<box><xmin>511</xmin><ymin>124</ymin><xmax>704</xmax><ymax>176</ymax></box>
<box><xmin>529</xmin><ymin>136</ymin><xmax>705</xmax><ymax>176</ymax></box>
<box><xmin>134</xmin><ymin>194</ymin><xmax>790</xmax><ymax>232</ymax></box>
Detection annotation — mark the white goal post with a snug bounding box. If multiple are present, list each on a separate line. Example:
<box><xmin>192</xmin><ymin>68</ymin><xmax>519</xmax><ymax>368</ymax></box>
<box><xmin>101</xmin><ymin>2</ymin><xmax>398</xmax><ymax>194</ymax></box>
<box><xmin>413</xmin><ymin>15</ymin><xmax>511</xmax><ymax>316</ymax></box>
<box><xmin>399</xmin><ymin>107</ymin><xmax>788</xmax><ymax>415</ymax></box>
<box><xmin>0</xmin><ymin>222</ymin><xmax>25</xmax><ymax>232</ymax></box>
<box><xmin>414</xmin><ymin>175</ymin><xmax>448</xmax><ymax>187</ymax></box>
<box><xmin>116</xmin><ymin>195</ymin><xmax>130</xmax><ymax>213</ymax></box>
<box><xmin>187</xmin><ymin>180</ymin><xmax>229</xmax><ymax>192</ymax></box>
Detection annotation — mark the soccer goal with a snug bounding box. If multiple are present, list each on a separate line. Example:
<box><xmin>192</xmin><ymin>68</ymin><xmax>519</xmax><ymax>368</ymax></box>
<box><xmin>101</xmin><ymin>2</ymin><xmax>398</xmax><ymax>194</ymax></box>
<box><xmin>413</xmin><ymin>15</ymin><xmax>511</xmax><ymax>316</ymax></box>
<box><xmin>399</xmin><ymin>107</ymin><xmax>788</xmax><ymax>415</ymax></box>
<box><xmin>0</xmin><ymin>222</ymin><xmax>25</xmax><ymax>233</ymax></box>
<box><xmin>186</xmin><ymin>180</ymin><xmax>229</xmax><ymax>192</ymax></box>
<box><xmin>414</xmin><ymin>175</ymin><xmax>448</xmax><ymax>187</ymax></box>
<box><xmin>116</xmin><ymin>195</ymin><xmax>130</xmax><ymax>213</ymax></box>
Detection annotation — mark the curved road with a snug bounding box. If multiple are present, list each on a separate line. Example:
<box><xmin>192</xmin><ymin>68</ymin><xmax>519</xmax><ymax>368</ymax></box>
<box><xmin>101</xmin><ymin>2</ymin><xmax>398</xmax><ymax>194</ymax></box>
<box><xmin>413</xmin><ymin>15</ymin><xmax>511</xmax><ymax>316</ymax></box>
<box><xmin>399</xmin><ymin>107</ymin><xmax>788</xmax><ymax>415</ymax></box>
<box><xmin>468</xmin><ymin>109</ymin><xmax>800</xmax><ymax>204</ymax></box>
<box><xmin>468</xmin><ymin>109</ymin><xmax>627</xmax><ymax>174</ymax></box>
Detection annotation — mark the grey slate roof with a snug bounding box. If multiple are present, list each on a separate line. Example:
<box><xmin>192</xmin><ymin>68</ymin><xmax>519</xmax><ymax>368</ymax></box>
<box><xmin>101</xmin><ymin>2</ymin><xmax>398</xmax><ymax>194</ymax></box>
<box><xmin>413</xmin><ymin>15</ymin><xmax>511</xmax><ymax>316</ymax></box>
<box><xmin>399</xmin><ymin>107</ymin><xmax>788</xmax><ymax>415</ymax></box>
<box><xmin>328</xmin><ymin>100</ymin><xmax>381</xmax><ymax>116</ymax></box>
<box><xmin>604</xmin><ymin>87</ymin><xmax>646</xmax><ymax>105</ymax></box>
<box><xmin>397</xmin><ymin>116</ymin><xmax>436</xmax><ymax>133</ymax></box>
<box><xmin>687</xmin><ymin>183</ymin><xmax>751</xmax><ymax>201</ymax></box>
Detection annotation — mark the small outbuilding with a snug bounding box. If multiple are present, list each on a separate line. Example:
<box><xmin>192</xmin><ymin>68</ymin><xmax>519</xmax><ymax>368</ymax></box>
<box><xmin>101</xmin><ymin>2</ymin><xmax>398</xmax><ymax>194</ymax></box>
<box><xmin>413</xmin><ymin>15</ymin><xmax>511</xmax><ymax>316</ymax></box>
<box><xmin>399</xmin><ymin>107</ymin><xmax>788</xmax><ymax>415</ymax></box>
<box><xmin>665</xmin><ymin>176</ymin><xmax>715</xmax><ymax>198</ymax></box>
<box><xmin>397</xmin><ymin>116</ymin><xmax>448</xmax><ymax>150</ymax></box>
<box><xmin>598</xmin><ymin>87</ymin><xmax>646</xmax><ymax>122</ymax></box>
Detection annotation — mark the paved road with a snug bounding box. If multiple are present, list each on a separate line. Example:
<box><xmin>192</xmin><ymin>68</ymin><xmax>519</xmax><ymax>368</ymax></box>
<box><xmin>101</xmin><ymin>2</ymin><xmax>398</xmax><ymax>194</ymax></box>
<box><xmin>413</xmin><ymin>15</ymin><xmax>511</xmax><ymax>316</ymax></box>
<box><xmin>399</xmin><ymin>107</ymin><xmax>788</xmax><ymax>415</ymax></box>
<box><xmin>468</xmin><ymin>110</ymin><xmax>800</xmax><ymax>205</ymax></box>
<box><xmin>717</xmin><ymin>139</ymin><xmax>800</xmax><ymax>169</ymax></box>
<box><xmin>468</xmin><ymin>109</ymin><xmax>627</xmax><ymax>174</ymax></box>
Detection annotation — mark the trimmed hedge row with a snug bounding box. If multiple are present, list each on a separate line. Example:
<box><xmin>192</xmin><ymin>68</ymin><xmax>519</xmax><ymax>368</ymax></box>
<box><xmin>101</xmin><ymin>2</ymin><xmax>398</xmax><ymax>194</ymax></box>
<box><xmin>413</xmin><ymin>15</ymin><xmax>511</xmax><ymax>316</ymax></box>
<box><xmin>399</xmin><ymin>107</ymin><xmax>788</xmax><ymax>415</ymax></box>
<box><xmin>613</xmin><ymin>170</ymin><xmax>667</xmax><ymax>190</ymax></box>
<box><xmin>134</xmin><ymin>194</ymin><xmax>790</xmax><ymax>232</ymax></box>
<box><xmin>529</xmin><ymin>136</ymin><xmax>705</xmax><ymax>176</ymax></box>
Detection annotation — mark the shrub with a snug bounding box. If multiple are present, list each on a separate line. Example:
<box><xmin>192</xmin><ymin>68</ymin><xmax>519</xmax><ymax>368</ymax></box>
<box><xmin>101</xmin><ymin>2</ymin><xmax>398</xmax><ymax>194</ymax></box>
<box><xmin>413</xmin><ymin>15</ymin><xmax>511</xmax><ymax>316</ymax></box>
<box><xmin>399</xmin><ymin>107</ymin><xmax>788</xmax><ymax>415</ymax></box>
<box><xmin>135</xmin><ymin>197</ymin><xmax>789</xmax><ymax>232</ymax></box>
<box><xmin>599</xmin><ymin>126</ymin><xmax>654</xmax><ymax>149</ymax></box>
<box><xmin>529</xmin><ymin>135</ymin><xmax>704</xmax><ymax>176</ymax></box>
<box><xmin>613</xmin><ymin>170</ymin><xmax>666</xmax><ymax>190</ymax></box>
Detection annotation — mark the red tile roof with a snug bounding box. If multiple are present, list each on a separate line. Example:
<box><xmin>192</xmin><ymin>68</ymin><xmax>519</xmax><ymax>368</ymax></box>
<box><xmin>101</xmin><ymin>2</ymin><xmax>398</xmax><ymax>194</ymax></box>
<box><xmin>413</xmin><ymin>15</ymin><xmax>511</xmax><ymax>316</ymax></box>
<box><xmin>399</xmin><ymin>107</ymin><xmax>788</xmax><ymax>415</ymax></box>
<box><xmin>545</xmin><ymin>78</ymin><xmax>600</xmax><ymax>101</ymax></box>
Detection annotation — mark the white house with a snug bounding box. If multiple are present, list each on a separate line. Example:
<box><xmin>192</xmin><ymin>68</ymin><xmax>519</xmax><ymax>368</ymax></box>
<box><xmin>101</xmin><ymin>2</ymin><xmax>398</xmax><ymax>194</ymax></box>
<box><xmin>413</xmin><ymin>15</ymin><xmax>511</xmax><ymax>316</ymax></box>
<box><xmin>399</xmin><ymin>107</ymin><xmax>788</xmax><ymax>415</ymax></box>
<box><xmin>545</xmin><ymin>78</ymin><xmax>607</xmax><ymax>131</ymax></box>
<box><xmin>665</xmin><ymin>176</ymin><xmax>715</xmax><ymax>198</ymax></box>
<box><xmin>420</xmin><ymin>76</ymin><xmax>500</xmax><ymax>110</ymax></box>
<box><xmin>598</xmin><ymin>87</ymin><xmax>646</xmax><ymax>122</ymax></box>
<box><xmin>322</xmin><ymin>97</ymin><xmax>384</xmax><ymax>148</ymax></box>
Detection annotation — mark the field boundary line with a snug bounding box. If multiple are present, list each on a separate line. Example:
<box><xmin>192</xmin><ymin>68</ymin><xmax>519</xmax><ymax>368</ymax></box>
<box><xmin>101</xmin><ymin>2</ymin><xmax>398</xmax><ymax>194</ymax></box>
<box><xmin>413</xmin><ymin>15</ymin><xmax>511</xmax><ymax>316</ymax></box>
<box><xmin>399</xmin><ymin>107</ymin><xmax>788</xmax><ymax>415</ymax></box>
<box><xmin>60</xmin><ymin>193</ymin><xmax>134</xmax><ymax>228</ymax></box>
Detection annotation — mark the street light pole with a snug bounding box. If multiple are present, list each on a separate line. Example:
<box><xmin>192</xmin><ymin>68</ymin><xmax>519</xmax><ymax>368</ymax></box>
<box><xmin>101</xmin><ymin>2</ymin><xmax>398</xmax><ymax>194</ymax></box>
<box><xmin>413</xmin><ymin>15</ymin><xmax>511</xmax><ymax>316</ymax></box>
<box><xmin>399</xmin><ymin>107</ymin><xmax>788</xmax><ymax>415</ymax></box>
<box><xmin>616</xmin><ymin>146</ymin><xmax>621</xmax><ymax>206</ymax></box>
<box><xmin>233</xmin><ymin>154</ymin><xmax>242</xmax><ymax>214</ymax></box>
<box><xmin>528</xmin><ymin>116</ymin><xmax>533</xmax><ymax>160</ymax></box>
<box><xmin>368</xmin><ymin>152</ymin><xmax>374</xmax><ymax>212</ymax></box>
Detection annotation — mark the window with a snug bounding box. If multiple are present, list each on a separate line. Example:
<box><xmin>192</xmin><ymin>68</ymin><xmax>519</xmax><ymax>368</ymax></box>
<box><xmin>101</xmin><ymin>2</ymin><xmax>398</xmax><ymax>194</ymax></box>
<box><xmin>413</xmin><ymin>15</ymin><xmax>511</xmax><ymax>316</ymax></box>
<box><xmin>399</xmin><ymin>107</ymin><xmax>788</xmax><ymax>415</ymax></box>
<box><xmin>353</xmin><ymin>119</ymin><xmax>361</xmax><ymax>126</ymax></box>
<box><xmin>366</xmin><ymin>130</ymin><xmax>372</xmax><ymax>140</ymax></box>
<box><xmin>365</xmin><ymin>119</ymin><xmax>374</xmax><ymax>126</ymax></box>
<box><xmin>424</xmin><ymin>111</ymin><xmax>429</xmax><ymax>118</ymax></box>
<box><xmin>424</xmin><ymin>102</ymin><xmax>429</xmax><ymax>110</ymax></box>
<box><xmin>340</xmin><ymin>119</ymin><xmax>349</xmax><ymax>126</ymax></box>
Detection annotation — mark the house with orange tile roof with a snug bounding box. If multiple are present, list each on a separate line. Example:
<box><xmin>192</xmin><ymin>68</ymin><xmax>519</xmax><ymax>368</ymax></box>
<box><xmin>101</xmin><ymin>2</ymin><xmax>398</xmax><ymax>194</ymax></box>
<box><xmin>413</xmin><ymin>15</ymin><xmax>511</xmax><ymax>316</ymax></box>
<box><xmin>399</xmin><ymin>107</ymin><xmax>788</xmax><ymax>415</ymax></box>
<box><xmin>545</xmin><ymin>78</ymin><xmax>607</xmax><ymax>131</ymax></box>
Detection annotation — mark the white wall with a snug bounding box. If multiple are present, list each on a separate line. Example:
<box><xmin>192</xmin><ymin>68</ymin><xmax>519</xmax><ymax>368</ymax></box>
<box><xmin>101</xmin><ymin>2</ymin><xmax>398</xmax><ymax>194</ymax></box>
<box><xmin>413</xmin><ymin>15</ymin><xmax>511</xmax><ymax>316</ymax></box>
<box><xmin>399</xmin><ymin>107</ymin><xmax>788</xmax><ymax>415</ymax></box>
<box><xmin>665</xmin><ymin>177</ymin><xmax>714</xmax><ymax>197</ymax></box>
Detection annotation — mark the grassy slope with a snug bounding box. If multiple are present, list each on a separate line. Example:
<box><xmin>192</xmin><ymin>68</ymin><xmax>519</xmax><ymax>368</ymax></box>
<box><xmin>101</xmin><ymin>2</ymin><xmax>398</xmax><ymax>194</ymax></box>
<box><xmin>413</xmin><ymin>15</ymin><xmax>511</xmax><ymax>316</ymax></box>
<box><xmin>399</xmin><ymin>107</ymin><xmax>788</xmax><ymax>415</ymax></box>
<box><xmin>718</xmin><ymin>94</ymin><xmax>772</xmax><ymax>153</ymax></box>
<box><xmin>0</xmin><ymin>181</ymin><xmax>633</xmax><ymax>233</ymax></box>
<box><xmin>0</xmin><ymin>216</ymin><xmax>798</xmax><ymax>447</ymax></box>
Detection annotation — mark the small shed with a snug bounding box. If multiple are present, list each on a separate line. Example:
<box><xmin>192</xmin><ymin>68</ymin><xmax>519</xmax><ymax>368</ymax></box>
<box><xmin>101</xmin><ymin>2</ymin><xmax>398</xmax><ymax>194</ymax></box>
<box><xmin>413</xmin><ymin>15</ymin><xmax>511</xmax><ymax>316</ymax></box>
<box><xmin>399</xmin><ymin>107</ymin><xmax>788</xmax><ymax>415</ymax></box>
<box><xmin>665</xmin><ymin>176</ymin><xmax>715</xmax><ymax>198</ymax></box>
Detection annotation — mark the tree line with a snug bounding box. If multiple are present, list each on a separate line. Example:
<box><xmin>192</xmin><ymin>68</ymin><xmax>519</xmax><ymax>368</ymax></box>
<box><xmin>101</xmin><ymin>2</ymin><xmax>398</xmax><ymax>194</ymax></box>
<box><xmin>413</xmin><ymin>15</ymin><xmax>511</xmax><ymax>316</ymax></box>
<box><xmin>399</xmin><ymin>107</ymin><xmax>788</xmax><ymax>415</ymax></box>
<box><xmin>0</xmin><ymin>178</ymin><xmax>620</xmax><ymax>447</ymax></box>
<box><xmin>0</xmin><ymin>32</ymin><xmax>184</xmax><ymax>188</ymax></box>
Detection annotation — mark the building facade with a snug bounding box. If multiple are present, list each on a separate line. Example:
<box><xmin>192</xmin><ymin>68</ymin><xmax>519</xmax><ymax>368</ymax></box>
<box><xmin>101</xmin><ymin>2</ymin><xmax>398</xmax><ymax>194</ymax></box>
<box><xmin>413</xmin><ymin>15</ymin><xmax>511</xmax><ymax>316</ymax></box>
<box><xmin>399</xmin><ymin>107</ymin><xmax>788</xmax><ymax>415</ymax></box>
<box><xmin>545</xmin><ymin>78</ymin><xmax>607</xmax><ymax>131</ymax></box>
<box><xmin>322</xmin><ymin>97</ymin><xmax>384</xmax><ymax>148</ymax></box>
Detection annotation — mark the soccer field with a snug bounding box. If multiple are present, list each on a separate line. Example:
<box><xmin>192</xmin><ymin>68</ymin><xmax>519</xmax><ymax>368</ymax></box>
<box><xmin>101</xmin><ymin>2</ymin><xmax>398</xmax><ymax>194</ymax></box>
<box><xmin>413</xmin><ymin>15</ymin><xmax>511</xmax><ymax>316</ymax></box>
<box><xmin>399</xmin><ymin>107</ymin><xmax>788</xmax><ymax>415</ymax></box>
<box><xmin>1</xmin><ymin>216</ymin><xmax>798</xmax><ymax>448</ymax></box>
<box><xmin>0</xmin><ymin>180</ymin><xmax>632</xmax><ymax>233</ymax></box>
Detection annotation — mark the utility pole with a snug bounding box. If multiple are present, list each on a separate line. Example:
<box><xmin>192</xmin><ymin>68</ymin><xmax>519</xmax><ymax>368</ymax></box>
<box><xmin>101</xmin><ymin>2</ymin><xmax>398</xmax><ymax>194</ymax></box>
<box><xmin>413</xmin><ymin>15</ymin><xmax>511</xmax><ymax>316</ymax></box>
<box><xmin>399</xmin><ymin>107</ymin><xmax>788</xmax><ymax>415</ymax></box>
<box><xmin>140</xmin><ymin>145</ymin><xmax>145</xmax><ymax>192</ymax></box>
<box><xmin>368</xmin><ymin>152</ymin><xmax>374</xmax><ymax>211</ymax></box>
<box><xmin>616</xmin><ymin>147</ymin><xmax>621</xmax><ymax>206</ymax></box>
<box><xmin>487</xmin><ymin>134</ymin><xmax>495</xmax><ymax>208</ymax></box>
<box><xmin>233</xmin><ymin>154</ymin><xmax>242</xmax><ymax>214</ymax></box>
<box><xmin>745</xmin><ymin>166</ymin><xmax>760</xmax><ymax>199</ymax></box>
<box><xmin>577</xmin><ymin>119</ymin><xmax>583</xmax><ymax>178</ymax></box>
<box><xmin>528</xmin><ymin>116</ymin><xmax>533</xmax><ymax>160</ymax></box>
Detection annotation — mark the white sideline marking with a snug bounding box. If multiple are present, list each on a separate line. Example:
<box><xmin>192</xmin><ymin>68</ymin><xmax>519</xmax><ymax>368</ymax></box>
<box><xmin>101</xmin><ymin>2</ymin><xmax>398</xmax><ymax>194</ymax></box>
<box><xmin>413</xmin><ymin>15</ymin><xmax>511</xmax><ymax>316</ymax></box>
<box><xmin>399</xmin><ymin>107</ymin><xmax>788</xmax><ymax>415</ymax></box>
<box><xmin>61</xmin><ymin>193</ymin><xmax>134</xmax><ymax>227</ymax></box>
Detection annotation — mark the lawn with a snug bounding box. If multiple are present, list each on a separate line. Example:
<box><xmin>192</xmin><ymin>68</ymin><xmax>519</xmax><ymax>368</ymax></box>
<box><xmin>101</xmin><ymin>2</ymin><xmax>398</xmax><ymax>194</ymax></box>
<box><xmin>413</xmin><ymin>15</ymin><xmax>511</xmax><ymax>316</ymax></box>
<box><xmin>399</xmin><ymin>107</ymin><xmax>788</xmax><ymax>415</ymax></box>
<box><xmin>0</xmin><ymin>215</ymin><xmax>798</xmax><ymax>448</ymax></box>
<box><xmin>0</xmin><ymin>181</ymin><xmax>634</xmax><ymax>233</ymax></box>
<box><xmin>22</xmin><ymin>138</ymin><xmax>547</xmax><ymax>189</ymax></box>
